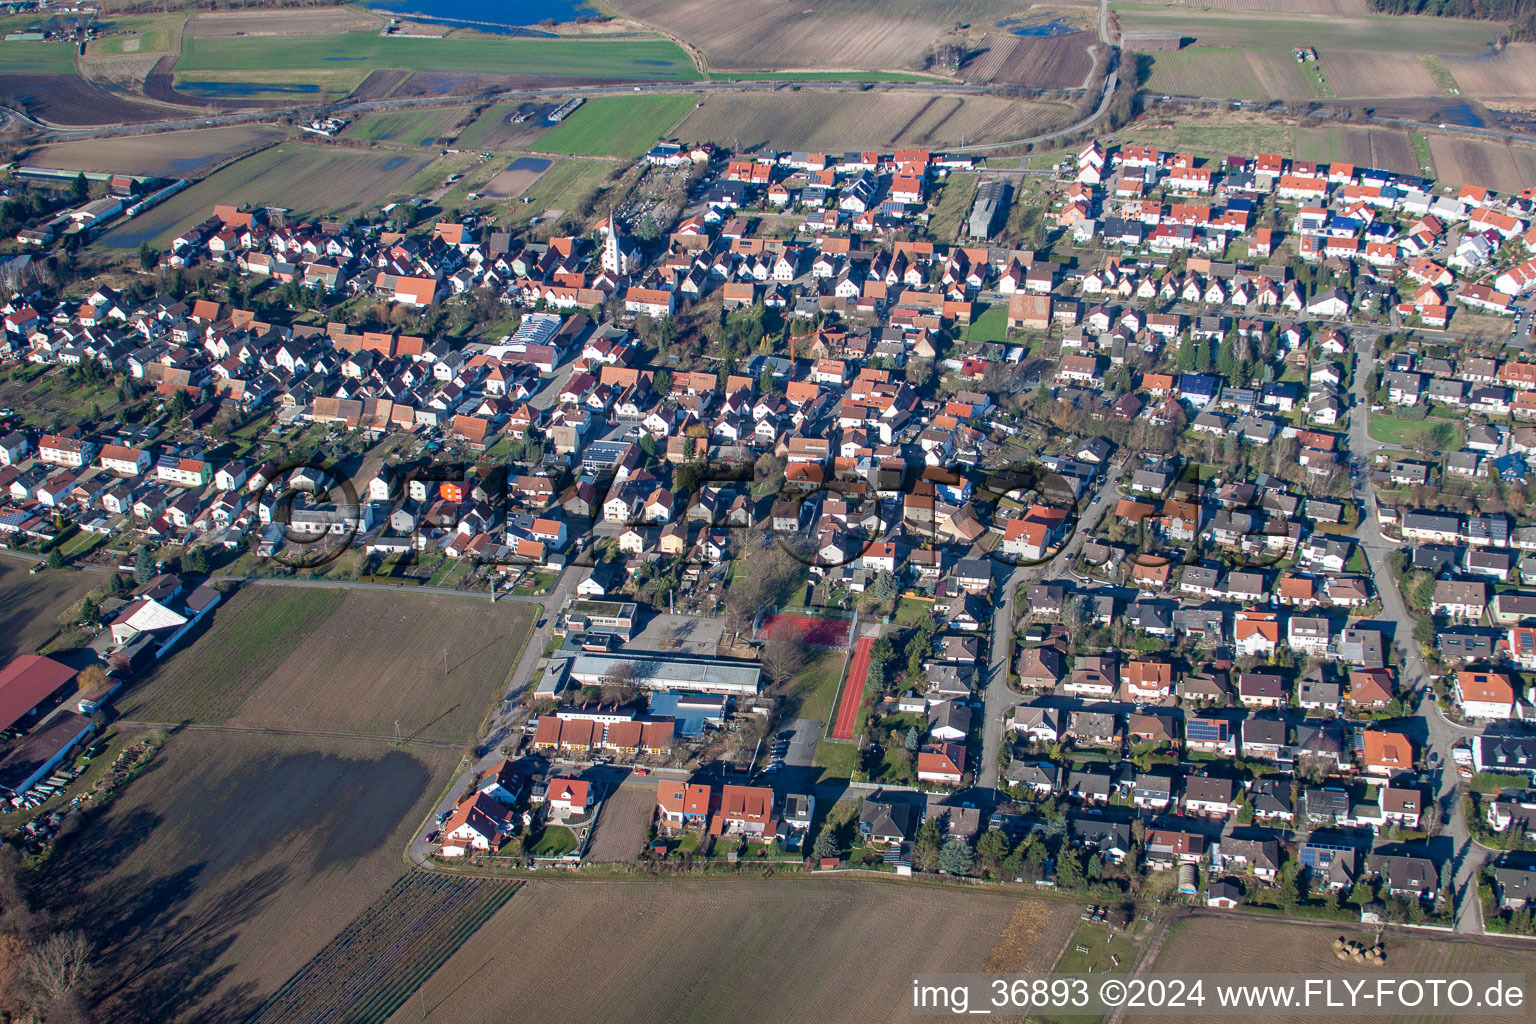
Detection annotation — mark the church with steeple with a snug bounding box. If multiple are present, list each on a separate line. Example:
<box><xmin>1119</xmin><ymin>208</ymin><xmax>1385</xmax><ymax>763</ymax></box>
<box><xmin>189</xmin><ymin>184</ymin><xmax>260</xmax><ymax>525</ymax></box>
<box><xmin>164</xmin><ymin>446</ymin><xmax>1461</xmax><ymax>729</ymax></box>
<box><xmin>600</xmin><ymin>213</ymin><xmax>640</xmax><ymax>276</ymax></box>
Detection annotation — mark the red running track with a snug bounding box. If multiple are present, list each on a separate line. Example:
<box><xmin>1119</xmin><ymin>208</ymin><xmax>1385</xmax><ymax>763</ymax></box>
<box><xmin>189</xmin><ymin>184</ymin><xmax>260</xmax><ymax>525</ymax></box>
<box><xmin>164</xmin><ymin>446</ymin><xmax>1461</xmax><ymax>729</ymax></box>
<box><xmin>830</xmin><ymin>635</ymin><xmax>875</xmax><ymax>740</ymax></box>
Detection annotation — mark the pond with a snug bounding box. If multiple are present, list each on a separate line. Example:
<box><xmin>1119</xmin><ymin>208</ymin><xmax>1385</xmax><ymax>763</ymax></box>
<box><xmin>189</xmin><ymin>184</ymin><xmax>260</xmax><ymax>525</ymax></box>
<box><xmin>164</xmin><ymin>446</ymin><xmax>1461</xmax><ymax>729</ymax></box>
<box><xmin>508</xmin><ymin>157</ymin><xmax>553</xmax><ymax>172</ymax></box>
<box><xmin>364</xmin><ymin>0</ymin><xmax>594</xmax><ymax>34</ymax></box>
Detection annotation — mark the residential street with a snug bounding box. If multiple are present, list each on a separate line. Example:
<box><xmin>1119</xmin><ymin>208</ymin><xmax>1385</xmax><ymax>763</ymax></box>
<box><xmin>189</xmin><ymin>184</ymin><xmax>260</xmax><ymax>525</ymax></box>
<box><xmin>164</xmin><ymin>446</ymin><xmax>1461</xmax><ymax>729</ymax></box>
<box><xmin>1348</xmin><ymin>333</ymin><xmax>1485</xmax><ymax>934</ymax></box>
<box><xmin>405</xmin><ymin>560</ymin><xmax>587</xmax><ymax>867</ymax></box>
<box><xmin>978</xmin><ymin>459</ymin><xmax>1125</xmax><ymax>790</ymax></box>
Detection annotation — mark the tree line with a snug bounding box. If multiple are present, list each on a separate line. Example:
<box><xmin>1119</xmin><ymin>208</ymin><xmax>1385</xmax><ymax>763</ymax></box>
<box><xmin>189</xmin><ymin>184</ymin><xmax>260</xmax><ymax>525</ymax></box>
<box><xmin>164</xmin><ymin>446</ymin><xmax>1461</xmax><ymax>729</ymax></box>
<box><xmin>1366</xmin><ymin>0</ymin><xmax>1536</xmax><ymax>40</ymax></box>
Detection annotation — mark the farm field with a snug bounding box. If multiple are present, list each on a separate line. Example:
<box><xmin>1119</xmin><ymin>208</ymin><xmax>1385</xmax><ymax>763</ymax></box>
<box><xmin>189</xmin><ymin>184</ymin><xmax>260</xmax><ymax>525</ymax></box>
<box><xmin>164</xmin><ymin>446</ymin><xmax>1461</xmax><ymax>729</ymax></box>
<box><xmin>25</xmin><ymin>124</ymin><xmax>286</xmax><ymax>177</ymax></box>
<box><xmin>453</xmin><ymin>101</ymin><xmax>549</xmax><ymax>150</ymax></box>
<box><xmin>1116</xmin><ymin>113</ymin><xmax>1294</xmax><ymax>161</ymax></box>
<box><xmin>958</xmin><ymin>31</ymin><xmax>1096</xmax><ymax>88</ymax></box>
<box><xmin>96</xmin><ymin>144</ymin><xmax>437</xmax><ymax>248</ymax></box>
<box><xmin>1240</xmin><ymin>48</ymin><xmax>1318</xmax><ymax>101</ymax></box>
<box><xmin>2</xmin><ymin>71</ymin><xmax>174</xmax><ymax>125</ymax></box>
<box><xmin>0</xmin><ymin>562</ymin><xmax>97</xmax><ymax>662</ymax></box>
<box><xmin>185</xmin><ymin>6</ymin><xmax>385</xmax><ymax>37</ymax></box>
<box><xmin>533</xmin><ymin>94</ymin><xmax>697</xmax><ymax>159</ymax></box>
<box><xmin>1111</xmin><ymin>6</ymin><xmax>1500</xmax><ymax>54</ymax></box>
<box><xmin>1316</xmin><ymin>50</ymin><xmax>1442</xmax><ymax>98</ymax></box>
<box><xmin>615</xmin><ymin>0</ymin><xmax>1015</xmax><ymax>71</ymax></box>
<box><xmin>35</xmin><ymin>728</ymin><xmax>460</xmax><ymax>1023</ymax></box>
<box><xmin>121</xmin><ymin>585</ymin><xmax>536</xmax><ymax>744</ymax></box>
<box><xmin>1293</xmin><ymin>125</ymin><xmax>1422</xmax><ymax>174</ymax></box>
<box><xmin>1142</xmin><ymin>48</ymin><xmax>1266</xmax><ymax>102</ymax></box>
<box><xmin>89</xmin><ymin>12</ymin><xmax>184</xmax><ymax>56</ymax></box>
<box><xmin>1119</xmin><ymin>0</ymin><xmax>1368</xmax><ymax>10</ymax></box>
<box><xmin>385</xmin><ymin>878</ymin><xmax>1079</xmax><ymax>1024</ymax></box>
<box><xmin>582</xmin><ymin>784</ymin><xmax>653</xmax><ymax>862</ymax></box>
<box><xmin>0</xmin><ymin>40</ymin><xmax>79</xmax><ymax>73</ymax></box>
<box><xmin>506</xmin><ymin>157</ymin><xmax>618</xmax><ymax>228</ymax></box>
<box><xmin>344</xmin><ymin>106</ymin><xmax>471</xmax><ymax>145</ymax></box>
<box><xmin>672</xmin><ymin>90</ymin><xmax>1075</xmax><ymax>150</ymax></box>
<box><xmin>1444</xmin><ymin>44</ymin><xmax>1536</xmax><ymax>102</ymax></box>
<box><xmin>248</xmin><ymin>874</ymin><xmax>519</xmax><ymax>1024</ymax></box>
<box><xmin>172</xmin><ymin>32</ymin><xmax>703</xmax><ymax>92</ymax></box>
<box><xmin>1149</xmin><ymin>914</ymin><xmax>1536</xmax><ymax>1024</ymax></box>
<box><xmin>1425</xmin><ymin>134</ymin><xmax>1536</xmax><ymax>194</ymax></box>
<box><xmin>480</xmin><ymin>156</ymin><xmax>552</xmax><ymax>199</ymax></box>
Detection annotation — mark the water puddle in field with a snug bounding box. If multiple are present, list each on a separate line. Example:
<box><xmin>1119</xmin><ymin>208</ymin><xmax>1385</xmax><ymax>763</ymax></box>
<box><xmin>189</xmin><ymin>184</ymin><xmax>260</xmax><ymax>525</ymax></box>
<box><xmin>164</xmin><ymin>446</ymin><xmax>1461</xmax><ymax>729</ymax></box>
<box><xmin>509</xmin><ymin>157</ymin><xmax>553</xmax><ymax>172</ymax></box>
<box><xmin>381</xmin><ymin>156</ymin><xmax>409</xmax><ymax>171</ymax></box>
<box><xmin>180</xmin><ymin>81</ymin><xmax>320</xmax><ymax>97</ymax></box>
<box><xmin>1430</xmin><ymin>101</ymin><xmax>1486</xmax><ymax>128</ymax></box>
<box><xmin>996</xmin><ymin>17</ymin><xmax>1074</xmax><ymax>36</ymax></box>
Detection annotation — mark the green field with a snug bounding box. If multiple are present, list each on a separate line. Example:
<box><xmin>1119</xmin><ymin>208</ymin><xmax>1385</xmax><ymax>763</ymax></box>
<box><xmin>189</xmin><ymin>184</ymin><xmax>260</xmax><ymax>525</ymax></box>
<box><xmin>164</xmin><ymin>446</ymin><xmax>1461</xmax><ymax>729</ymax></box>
<box><xmin>963</xmin><ymin>303</ymin><xmax>1010</xmax><ymax>343</ymax></box>
<box><xmin>91</xmin><ymin>12</ymin><xmax>182</xmax><ymax>55</ymax></box>
<box><xmin>0</xmin><ymin>39</ymin><xmax>78</xmax><ymax>73</ymax></box>
<box><xmin>505</xmin><ymin>157</ymin><xmax>618</xmax><ymax>226</ymax></box>
<box><xmin>1117</xmin><ymin>119</ymin><xmax>1295</xmax><ymax>161</ymax></box>
<box><xmin>1367</xmin><ymin>412</ymin><xmax>1463</xmax><ymax>451</ymax></box>
<box><xmin>1143</xmin><ymin>48</ymin><xmax>1266</xmax><ymax>103</ymax></box>
<box><xmin>173</xmin><ymin>32</ymin><xmax>702</xmax><ymax>89</ymax></box>
<box><xmin>345</xmin><ymin>107</ymin><xmax>468</xmax><ymax>144</ymax></box>
<box><xmin>534</xmin><ymin>94</ymin><xmax>697</xmax><ymax>158</ymax></box>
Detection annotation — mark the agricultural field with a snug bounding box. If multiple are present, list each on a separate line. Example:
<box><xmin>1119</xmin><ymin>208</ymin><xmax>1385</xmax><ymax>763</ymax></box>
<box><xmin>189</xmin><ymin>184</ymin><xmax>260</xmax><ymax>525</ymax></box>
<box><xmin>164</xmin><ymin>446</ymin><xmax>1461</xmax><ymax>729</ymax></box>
<box><xmin>120</xmin><ymin>585</ymin><xmax>536</xmax><ymax>744</ymax></box>
<box><xmin>1142</xmin><ymin>48</ymin><xmax>1266</xmax><ymax>102</ymax></box>
<box><xmin>88</xmin><ymin>12</ymin><xmax>184</xmax><ymax>56</ymax></box>
<box><xmin>0</xmin><ymin>40</ymin><xmax>79</xmax><ymax>74</ymax></box>
<box><xmin>1425</xmin><ymin>134</ymin><xmax>1536</xmax><ymax>194</ymax></box>
<box><xmin>344</xmin><ymin>106</ymin><xmax>472</xmax><ymax>145</ymax></box>
<box><xmin>672</xmin><ymin>90</ymin><xmax>1075</xmax><ymax>151</ymax></box>
<box><xmin>1111</xmin><ymin>6</ymin><xmax>1501</xmax><ymax>54</ymax></box>
<box><xmin>171</xmin><ymin>32</ymin><xmax>703</xmax><ymax>97</ymax></box>
<box><xmin>248</xmin><ymin>874</ymin><xmax>519</xmax><ymax>1024</ymax></box>
<box><xmin>185</xmin><ymin>6</ymin><xmax>386</xmax><ymax>37</ymax></box>
<box><xmin>25</xmin><ymin>124</ymin><xmax>286</xmax><ymax>177</ymax></box>
<box><xmin>1316</xmin><ymin>50</ymin><xmax>1442</xmax><ymax>98</ymax></box>
<box><xmin>1119</xmin><ymin>0</ymin><xmax>1368</xmax><ymax>10</ymax></box>
<box><xmin>614</xmin><ymin>0</ymin><xmax>1015</xmax><ymax>71</ymax></box>
<box><xmin>1149</xmin><ymin>915</ymin><xmax>1536</xmax><ymax>1024</ymax></box>
<box><xmin>453</xmin><ymin>101</ymin><xmax>550</xmax><ymax>151</ymax></box>
<box><xmin>582</xmin><ymin>784</ymin><xmax>654</xmax><ymax>862</ymax></box>
<box><xmin>385</xmin><ymin>878</ymin><xmax>1079</xmax><ymax>1024</ymax></box>
<box><xmin>34</xmin><ymin>728</ymin><xmax>461</xmax><ymax>1023</ymax></box>
<box><xmin>480</xmin><ymin>157</ymin><xmax>552</xmax><ymax>200</ymax></box>
<box><xmin>1293</xmin><ymin>125</ymin><xmax>1422</xmax><ymax>175</ymax></box>
<box><xmin>1117</xmin><ymin>111</ymin><xmax>1295</xmax><ymax>160</ymax></box>
<box><xmin>97</xmin><ymin>144</ymin><xmax>437</xmax><ymax>249</ymax></box>
<box><xmin>0</xmin><ymin>562</ymin><xmax>98</xmax><ymax>663</ymax></box>
<box><xmin>533</xmin><ymin>94</ymin><xmax>697</xmax><ymax>159</ymax></box>
<box><xmin>506</xmin><ymin>157</ymin><xmax>619</xmax><ymax>228</ymax></box>
<box><xmin>1229</xmin><ymin>48</ymin><xmax>1316</xmax><ymax>101</ymax></box>
<box><xmin>0</xmin><ymin>71</ymin><xmax>173</xmax><ymax>125</ymax></box>
<box><xmin>1444</xmin><ymin>44</ymin><xmax>1536</xmax><ymax>104</ymax></box>
<box><xmin>958</xmin><ymin>31</ymin><xmax>1097</xmax><ymax>88</ymax></box>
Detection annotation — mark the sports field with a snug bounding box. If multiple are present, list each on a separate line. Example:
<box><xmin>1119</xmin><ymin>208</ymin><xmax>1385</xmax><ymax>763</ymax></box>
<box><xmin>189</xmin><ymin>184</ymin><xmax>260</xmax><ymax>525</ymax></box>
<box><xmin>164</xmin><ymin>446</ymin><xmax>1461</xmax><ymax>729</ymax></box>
<box><xmin>534</xmin><ymin>94</ymin><xmax>697</xmax><ymax>159</ymax></box>
<box><xmin>384</xmin><ymin>878</ymin><xmax>1078</xmax><ymax>1024</ymax></box>
<box><xmin>97</xmin><ymin>143</ymin><xmax>437</xmax><ymax>248</ymax></box>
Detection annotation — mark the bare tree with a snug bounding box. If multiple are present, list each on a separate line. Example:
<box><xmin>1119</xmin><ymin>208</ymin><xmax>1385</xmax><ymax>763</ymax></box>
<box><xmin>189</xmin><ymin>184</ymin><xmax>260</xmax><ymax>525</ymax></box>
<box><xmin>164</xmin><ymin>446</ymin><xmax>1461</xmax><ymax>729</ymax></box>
<box><xmin>760</xmin><ymin>620</ymin><xmax>805</xmax><ymax>688</ymax></box>
<box><xmin>17</xmin><ymin>931</ymin><xmax>94</xmax><ymax>1017</ymax></box>
<box><xmin>600</xmin><ymin>661</ymin><xmax>641</xmax><ymax>704</ymax></box>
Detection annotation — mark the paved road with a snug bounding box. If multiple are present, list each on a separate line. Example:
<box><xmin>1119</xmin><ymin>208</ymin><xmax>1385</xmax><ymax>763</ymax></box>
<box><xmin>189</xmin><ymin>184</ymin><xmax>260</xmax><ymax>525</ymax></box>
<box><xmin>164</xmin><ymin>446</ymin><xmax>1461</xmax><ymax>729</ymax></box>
<box><xmin>1346</xmin><ymin>333</ymin><xmax>1485</xmax><ymax>934</ymax></box>
<box><xmin>406</xmin><ymin>560</ymin><xmax>587</xmax><ymax>866</ymax></box>
<box><xmin>977</xmin><ymin>459</ymin><xmax>1125</xmax><ymax>790</ymax></box>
